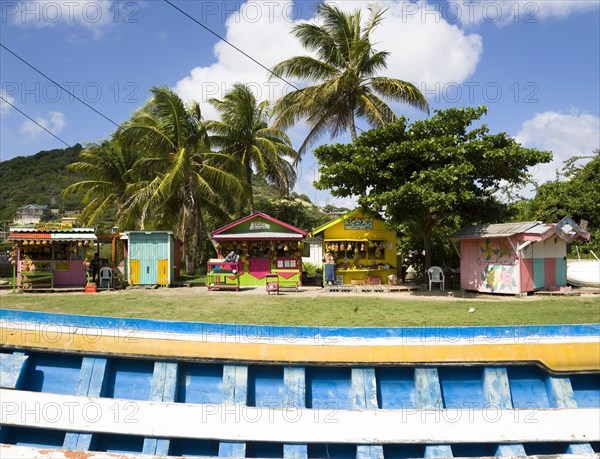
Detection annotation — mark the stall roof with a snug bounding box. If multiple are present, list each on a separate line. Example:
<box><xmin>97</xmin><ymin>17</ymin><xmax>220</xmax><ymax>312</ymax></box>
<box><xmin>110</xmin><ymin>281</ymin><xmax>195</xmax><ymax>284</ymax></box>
<box><xmin>311</xmin><ymin>208</ymin><xmax>383</xmax><ymax>236</ymax></box>
<box><xmin>451</xmin><ymin>222</ymin><xmax>548</xmax><ymax>239</ymax></box>
<box><xmin>214</xmin><ymin>232</ymin><xmax>303</xmax><ymax>240</ymax></box>
<box><xmin>8</xmin><ymin>227</ymin><xmax>96</xmax><ymax>242</ymax></box>
<box><xmin>212</xmin><ymin>213</ymin><xmax>306</xmax><ymax>241</ymax></box>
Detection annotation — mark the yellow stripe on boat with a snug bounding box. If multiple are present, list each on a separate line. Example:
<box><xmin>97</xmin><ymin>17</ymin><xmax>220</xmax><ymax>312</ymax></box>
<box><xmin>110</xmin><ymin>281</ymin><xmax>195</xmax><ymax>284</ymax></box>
<box><xmin>1</xmin><ymin>324</ymin><xmax>598</xmax><ymax>373</ymax></box>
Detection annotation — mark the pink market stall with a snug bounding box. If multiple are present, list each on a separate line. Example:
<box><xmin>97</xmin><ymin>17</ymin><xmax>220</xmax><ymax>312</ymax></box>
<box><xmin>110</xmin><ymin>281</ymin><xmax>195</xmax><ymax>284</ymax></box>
<box><xmin>451</xmin><ymin>217</ymin><xmax>590</xmax><ymax>294</ymax></box>
<box><xmin>9</xmin><ymin>225</ymin><xmax>97</xmax><ymax>290</ymax></box>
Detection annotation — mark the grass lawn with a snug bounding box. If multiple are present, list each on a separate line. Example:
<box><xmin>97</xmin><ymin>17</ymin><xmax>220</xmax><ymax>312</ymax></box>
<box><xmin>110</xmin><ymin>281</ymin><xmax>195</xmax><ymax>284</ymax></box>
<box><xmin>1</xmin><ymin>287</ymin><xmax>598</xmax><ymax>327</ymax></box>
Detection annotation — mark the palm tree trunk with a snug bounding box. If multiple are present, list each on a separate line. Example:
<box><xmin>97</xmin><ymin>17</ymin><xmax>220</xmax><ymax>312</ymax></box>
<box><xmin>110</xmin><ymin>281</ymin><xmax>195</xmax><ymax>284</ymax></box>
<box><xmin>245</xmin><ymin>158</ymin><xmax>255</xmax><ymax>214</ymax></box>
<box><xmin>181</xmin><ymin>206</ymin><xmax>195</xmax><ymax>275</ymax></box>
<box><xmin>422</xmin><ymin>222</ymin><xmax>433</xmax><ymax>271</ymax></box>
<box><xmin>349</xmin><ymin>110</ymin><xmax>358</xmax><ymax>143</ymax></box>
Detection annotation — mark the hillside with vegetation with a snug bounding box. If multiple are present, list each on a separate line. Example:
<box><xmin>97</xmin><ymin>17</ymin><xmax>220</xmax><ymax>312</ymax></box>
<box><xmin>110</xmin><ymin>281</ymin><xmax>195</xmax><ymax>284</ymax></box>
<box><xmin>0</xmin><ymin>145</ymin><xmax>85</xmax><ymax>224</ymax></box>
<box><xmin>0</xmin><ymin>144</ymin><xmax>337</xmax><ymax>235</ymax></box>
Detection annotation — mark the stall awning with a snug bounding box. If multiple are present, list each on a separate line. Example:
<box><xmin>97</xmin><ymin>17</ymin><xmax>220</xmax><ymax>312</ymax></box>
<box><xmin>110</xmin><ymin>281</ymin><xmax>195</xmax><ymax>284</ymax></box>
<box><xmin>9</xmin><ymin>227</ymin><xmax>97</xmax><ymax>242</ymax></box>
<box><xmin>214</xmin><ymin>232</ymin><xmax>303</xmax><ymax>241</ymax></box>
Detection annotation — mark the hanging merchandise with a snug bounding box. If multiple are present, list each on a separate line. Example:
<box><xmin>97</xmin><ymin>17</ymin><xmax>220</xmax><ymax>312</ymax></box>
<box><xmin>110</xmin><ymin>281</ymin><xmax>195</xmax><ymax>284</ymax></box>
<box><xmin>340</xmin><ymin>243</ymin><xmax>345</xmax><ymax>252</ymax></box>
<box><xmin>361</xmin><ymin>243</ymin><xmax>366</xmax><ymax>252</ymax></box>
<box><xmin>347</xmin><ymin>242</ymin><xmax>353</xmax><ymax>252</ymax></box>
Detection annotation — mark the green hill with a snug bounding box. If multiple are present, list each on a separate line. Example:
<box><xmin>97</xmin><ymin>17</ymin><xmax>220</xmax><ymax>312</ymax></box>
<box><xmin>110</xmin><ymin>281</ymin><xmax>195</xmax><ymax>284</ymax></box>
<box><xmin>0</xmin><ymin>145</ymin><xmax>85</xmax><ymax>224</ymax></box>
<box><xmin>0</xmin><ymin>144</ymin><xmax>340</xmax><ymax>232</ymax></box>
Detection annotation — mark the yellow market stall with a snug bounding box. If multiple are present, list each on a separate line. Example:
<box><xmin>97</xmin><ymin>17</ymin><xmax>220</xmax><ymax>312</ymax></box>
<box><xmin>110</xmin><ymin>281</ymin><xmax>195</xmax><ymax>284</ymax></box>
<box><xmin>310</xmin><ymin>209</ymin><xmax>397</xmax><ymax>285</ymax></box>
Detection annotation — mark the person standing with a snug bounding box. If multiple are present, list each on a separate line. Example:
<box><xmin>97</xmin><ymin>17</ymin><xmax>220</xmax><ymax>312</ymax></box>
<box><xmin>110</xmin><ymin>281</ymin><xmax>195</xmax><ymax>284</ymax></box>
<box><xmin>90</xmin><ymin>252</ymin><xmax>100</xmax><ymax>283</ymax></box>
<box><xmin>323</xmin><ymin>250</ymin><xmax>336</xmax><ymax>286</ymax></box>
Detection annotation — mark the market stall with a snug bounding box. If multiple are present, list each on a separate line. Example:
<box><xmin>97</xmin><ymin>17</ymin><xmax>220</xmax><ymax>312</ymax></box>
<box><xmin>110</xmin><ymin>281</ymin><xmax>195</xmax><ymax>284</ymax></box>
<box><xmin>309</xmin><ymin>209</ymin><xmax>397</xmax><ymax>285</ymax></box>
<box><xmin>9</xmin><ymin>224</ymin><xmax>97</xmax><ymax>290</ymax></box>
<box><xmin>210</xmin><ymin>213</ymin><xmax>306</xmax><ymax>289</ymax></box>
<box><xmin>451</xmin><ymin>216</ymin><xmax>591</xmax><ymax>294</ymax></box>
<box><xmin>121</xmin><ymin>231</ymin><xmax>181</xmax><ymax>287</ymax></box>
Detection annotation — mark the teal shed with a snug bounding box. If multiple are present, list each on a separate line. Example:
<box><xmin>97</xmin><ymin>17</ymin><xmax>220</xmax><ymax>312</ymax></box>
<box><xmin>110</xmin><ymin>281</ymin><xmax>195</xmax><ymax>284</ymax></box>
<box><xmin>122</xmin><ymin>231</ymin><xmax>180</xmax><ymax>286</ymax></box>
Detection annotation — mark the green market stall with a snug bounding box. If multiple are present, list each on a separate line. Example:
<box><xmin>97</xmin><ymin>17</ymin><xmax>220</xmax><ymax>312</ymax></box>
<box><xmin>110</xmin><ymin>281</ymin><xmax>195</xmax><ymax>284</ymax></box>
<box><xmin>209</xmin><ymin>213</ymin><xmax>306</xmax><ymax>289</ymax></box>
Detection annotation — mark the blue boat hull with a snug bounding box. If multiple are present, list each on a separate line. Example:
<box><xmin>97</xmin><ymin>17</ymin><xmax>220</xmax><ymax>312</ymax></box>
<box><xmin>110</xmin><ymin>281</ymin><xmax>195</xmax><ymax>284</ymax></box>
<box><xmin>1</xmin><ymin>310</ymin><xmax>599</xmax><ymax>458</ymax></box>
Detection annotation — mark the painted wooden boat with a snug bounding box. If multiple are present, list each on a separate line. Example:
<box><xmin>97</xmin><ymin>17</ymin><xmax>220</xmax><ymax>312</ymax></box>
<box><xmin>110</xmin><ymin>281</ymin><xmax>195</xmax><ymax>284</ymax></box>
<box><xmin>567</xmin><ymin>260</ymin><xmax>600</xmax><ymax>287</ymax></box>
<box><xmin>1</xmin><ymin>309</ymin><xmax>599</xmax><ymax>458</ymax></box>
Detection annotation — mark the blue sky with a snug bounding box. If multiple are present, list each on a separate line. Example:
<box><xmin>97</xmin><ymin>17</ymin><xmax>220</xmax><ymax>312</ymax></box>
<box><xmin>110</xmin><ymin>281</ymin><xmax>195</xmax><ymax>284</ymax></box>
<box><xmin>1</xmin><ymin>1</ymin><xmax>599</xmax><ymax>208</ymax></box>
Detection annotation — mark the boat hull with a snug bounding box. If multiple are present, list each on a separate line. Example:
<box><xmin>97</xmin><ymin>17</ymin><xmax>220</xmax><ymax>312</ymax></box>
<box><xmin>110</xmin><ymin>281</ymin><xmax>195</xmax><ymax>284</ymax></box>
<box><xmin>1</xmin><ymin>310</ymin><xmax>599</xmax><ymax>458</ymax></box>
<box><xmin>567</xmin><ymin>260</ymin><xmax>600</xmax><ymax>287</ymax></box>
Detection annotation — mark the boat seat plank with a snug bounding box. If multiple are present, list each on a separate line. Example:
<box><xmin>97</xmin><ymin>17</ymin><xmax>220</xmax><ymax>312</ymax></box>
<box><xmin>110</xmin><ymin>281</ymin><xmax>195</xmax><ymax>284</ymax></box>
<box><xmin>484</xmin><ymin>367</ymin><xmax>527</xmax><ymax>456</ymax></box>
<box><xmin>219</xmin><ymin>365</ymin><xmax>247</xmax><ymax>457</ymax></box>
<box><xmin>357</xmin><ymin>444</ymin><xmax>384</xmax><ymax>459</ymax></box>
<box><xmin>2</xmin><ymin>388</ymin><xmax>599</xmax><ymax>443</ymax></box>
<box><xmin>566</xmin><ymin>443</ymin><xmax>596</xmax><ymax>455</ymax></box>
<box><xmin>143</xmin><ymin>361</ymin><xmax>178</xmax><ymax>456</ymax></box>
<box><xmin>546</xmin><ymin>376</ymin><xmax>577</xmax><ymax>408</ymax></box>
<box><xmin>482</xmin><ymin>367</ymin><xmax>512</xmax><ymax>408</ymax></box>
<box><xmin>547</xmin><ymin>376</ymin><xmax>595</xmax><ymax>454</ymax></box>
<box><xmin>353</xmin><ymin>368</ymin><xmax>384</xmax><ymax>459</ymax></box>
<box><xmin>63</xmin><ymin>357</ymin><xmax>108</xmax><ymax>451</ymax></box>
<box><xmin>351</xmin><ymin>368</ymin><xmax>378</xmax><ymax>409</ymax></box>
<box><xmin>0</xmin><ymin>353</ymin><xmax>28</xmax><ymax>389</ymax></box>
<box><xmin>284</xmin><ymin>367</ymin><xmax>308</xmax><ymax>458</ymax></box>
<box><xmin>495</xmin><ymin>442</ymin><xmax>528</xmax><ymax>457</ymax></box>
<box><xmin>415</xmin><ymin>368</ymin><xmax>453</xmax><ymax>458</ymax></box>
<box><xmin>223</xmin><ymin>364</ymin><xmax>248</xmax><ymax>404</ymax></box>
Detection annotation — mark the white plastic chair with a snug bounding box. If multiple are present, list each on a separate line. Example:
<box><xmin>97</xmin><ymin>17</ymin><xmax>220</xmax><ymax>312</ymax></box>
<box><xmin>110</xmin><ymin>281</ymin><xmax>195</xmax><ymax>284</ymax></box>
<box><xmin>98</xmin><ymin>267</ymin><xmax>113</xmax><ymax>289</ymax></box>
<box><xmin>428</xmin><ymin>266</ymin><xmax>445</xmax><ymax>291</ymax></box>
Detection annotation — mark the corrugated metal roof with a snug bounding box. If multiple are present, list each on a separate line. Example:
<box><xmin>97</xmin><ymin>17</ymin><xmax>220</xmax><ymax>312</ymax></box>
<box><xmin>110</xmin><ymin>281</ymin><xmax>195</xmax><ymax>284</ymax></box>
<box><xmin>214</xmin><ymin>232</ymin><xmax>304</xmax><ymax>240</ymax></box>
<box><xmin>452</xmin><ymin>222</ymin><xmax>545</xmax><ymax>239</ymax></box>
<box><xmin>50</xmin><ymin>234</ymin><xmax>96</xmax><ymax>241</ymax></box>
<box><xmin>9</xmin><ymin>227</ymin><xmax>95</xmax><ymax>233</ymax></box>
<box><xmin>8</xmin><ymin>232</ymin><xmax>50</xmax><ymax>239</ymax></box>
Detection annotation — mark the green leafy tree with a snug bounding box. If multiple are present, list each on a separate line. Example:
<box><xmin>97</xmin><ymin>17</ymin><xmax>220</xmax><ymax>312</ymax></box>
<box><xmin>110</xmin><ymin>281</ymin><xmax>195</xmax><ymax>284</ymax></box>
<box><xmin>208</xmin><ymin>83</ymin><xmax>299</xmax><ymax>214</ymax></box>
<box><xmin>271</xmin><ymin>3</ymin><xmax>428</xmax><ymax>154</ymax></box>
<box><xmin>314</xmin><ymin>106</ymin><xmax>552</xmax><ymax>269</ymax></box>
<box><xmin>63</xmin><ymin>139</ymin><xmax>138</xmax><ymax>228</ymax></box>
<box><xmin>118</xmin><ymin>86</ymin><xmax>245</xmax><ymax>272</ymax></box>
<box><xmin>516</xmin><ymin>151</ymin><xmax>600</xmax><ymax>255</ymax></box>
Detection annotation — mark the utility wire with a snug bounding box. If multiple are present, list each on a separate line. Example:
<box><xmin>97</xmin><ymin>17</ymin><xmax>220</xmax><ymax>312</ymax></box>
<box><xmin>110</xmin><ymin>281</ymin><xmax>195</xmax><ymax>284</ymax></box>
<box><xmin>162</xmin><ymin>0</ymin><xmax>325</xmax><ymax>109</ymax></box>
<box><xmin>162</xmin><ymin>0</ymin><xmax>367</xmax><ymax>136</ymax></box>
<box><xmin>0</xmin><ymin>43</ymin><xmax>120</xmax><ymax>128</ymax></box>
<box><xmin>1</xmin><ymin>96</ymin><xmax>72</xmax><ymax>148</ymax></box>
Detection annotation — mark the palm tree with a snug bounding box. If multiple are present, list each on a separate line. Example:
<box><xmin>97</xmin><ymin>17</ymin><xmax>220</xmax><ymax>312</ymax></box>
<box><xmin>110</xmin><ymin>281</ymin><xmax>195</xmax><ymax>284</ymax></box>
<box><xmin>207</xmin><ymin>83</ymin><xmax>300</xmax><ymax>214</ymax></box>
<box><xmin>117</xmin><ymin>86</ymin><xmax>245</xmax><ymax>272</ymax></box>
<box><xmin>271</xmin><ymin>4</ymin><xmax>429</xmax><ymax>153</ymax></box>
<box><xmin>64</xmin><ymin>139</ymin><xmax>138</xmax><ymax>228</ymax></box>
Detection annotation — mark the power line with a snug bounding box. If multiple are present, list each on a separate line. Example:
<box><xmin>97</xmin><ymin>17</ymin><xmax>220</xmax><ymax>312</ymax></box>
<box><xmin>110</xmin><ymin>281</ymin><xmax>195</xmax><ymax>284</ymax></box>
<box><xmin>0</xmin><ymin>95</ymin><xmax>72</xmax><ymax>148</ymax></box>
<box><xmin>0</xmin><ymin>43</ymin><xmax>120</xmax><ymax>128</ymax></box>
<box><xmin>161</xmin><ymin>0</ymin><xmax>323</xmax><ymax>108</ymax></box>
<box><xmin>162</xmin><ymin>0</ymin><xmax>367</xmax><ymax>137</ymax></box>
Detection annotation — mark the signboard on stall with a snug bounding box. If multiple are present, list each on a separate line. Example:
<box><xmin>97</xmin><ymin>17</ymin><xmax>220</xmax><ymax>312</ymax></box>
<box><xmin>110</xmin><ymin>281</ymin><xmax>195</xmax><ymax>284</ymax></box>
<box><xmin>344</xmin><ymin>218</ymin><xmax>373</xmax><ymax>230</ymax></box>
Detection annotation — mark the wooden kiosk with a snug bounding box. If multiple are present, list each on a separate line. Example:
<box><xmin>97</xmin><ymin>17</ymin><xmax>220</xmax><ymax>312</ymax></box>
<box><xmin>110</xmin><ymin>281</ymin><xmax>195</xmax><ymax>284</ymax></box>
<box><xmin>210</xmin><ymin>213</ymin><xmax>306</xmax><ymax>289</ymax></box>
<box><xmin>9</xmin><ymin>224</ymin><xmax>97</xmax><ymax>290</ymax></box>
<box><xmin>310</xmin><ymin>209</ymin><xmax>397</xmax><ymax>285</ymax></box>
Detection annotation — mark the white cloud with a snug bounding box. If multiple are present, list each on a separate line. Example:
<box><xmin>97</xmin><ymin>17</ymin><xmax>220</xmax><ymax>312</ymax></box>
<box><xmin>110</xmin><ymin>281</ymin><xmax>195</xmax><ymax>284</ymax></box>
<box><xmin>175</xmin><ymin>1</ymin><xmax>482</xmax><ymax>209</ymax></box>
<box><xmin>516</xmin><ymin>110</ymin><xmax>600</xmax><ymax>185</ymax></box>
<box><xmin>20</xmin><ymin>111</ymin><xmax>66</xmax><ymax>141</ymax></box>
<box><xmin>454</xmin><ymin>0</ymin><xmax>598</xmax><ymax>27</ymax></box>
<box><xmin>0</xmin><ymin>90</ymin><xmax>15</xmax><ymax>117</ymax></box>
<box><xmin>3</xmin><ymin>1</ymin><xmax>136</xmax><ymax>38</ymax></box>
<box><xmin>175</xmin><ymin>0</ymin><xmax>482</xmax><ymax>120</ymax></box>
